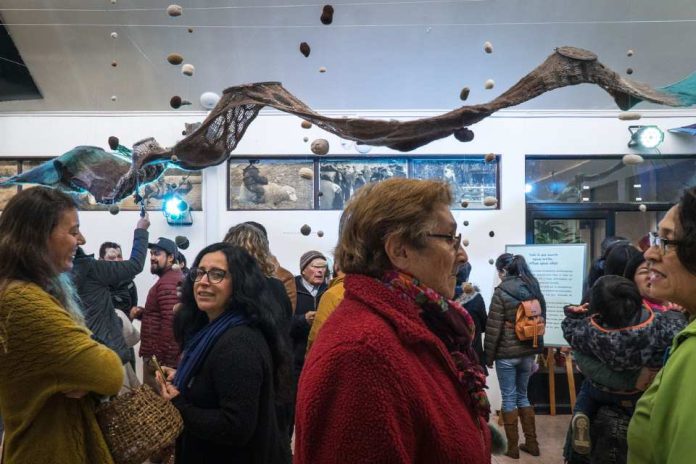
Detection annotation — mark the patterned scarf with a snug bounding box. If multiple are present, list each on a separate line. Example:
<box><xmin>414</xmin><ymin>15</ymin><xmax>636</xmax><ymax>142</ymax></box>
<box><xmin>382</xmin><ymin>270</ymin><xmax>490</xmax><ymax>421</ymax></box>
<box><xmin>174</xmin><ymin>310</ymin><xmax>248</xmax><ymax>394</ymax></box>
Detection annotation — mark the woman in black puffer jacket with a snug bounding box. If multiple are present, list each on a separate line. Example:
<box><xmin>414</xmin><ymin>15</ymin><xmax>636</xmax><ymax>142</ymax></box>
<box><xmin>485</xmin><ymin>253</ymin><xmax>546</xmax><ymax>459</ymax></box>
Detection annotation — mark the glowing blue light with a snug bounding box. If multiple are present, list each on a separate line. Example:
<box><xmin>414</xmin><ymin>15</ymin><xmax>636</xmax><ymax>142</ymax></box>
<box><xmin>164</xmin><ymin>197</ymin><xmax>186</xmax><ymax>218</ymax></box>
<box><xmin>525</xmin><ymin>183</ymin><xmax>534</xmax><ymax>194</ymax></box>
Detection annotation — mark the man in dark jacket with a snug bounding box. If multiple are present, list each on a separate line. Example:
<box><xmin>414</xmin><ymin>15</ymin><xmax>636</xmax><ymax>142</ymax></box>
<box><xmin>291</xmin><ymin>251</ymin><xmax>328</xmax><ymax>380</ymax></box>
<box><xmin>71</xmin><ymin>214</ymin><xmax>150</xmax><ymax>365</ymax></box>
<box><xmin>140</xmin><ymin>237</ymin><xmax>184</xmax><ymax>390</ymax></box>
<box><xmin>99</xmin><ymin>241</ymin><xmax>140</xmax><ymax>320</ymax></box>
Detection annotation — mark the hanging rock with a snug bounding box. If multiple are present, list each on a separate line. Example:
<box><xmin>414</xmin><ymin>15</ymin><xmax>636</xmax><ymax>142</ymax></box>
<box><xmin>111</xmin><ymin>61</ymin><xmax>118</xmax><ymax>67</ymax></box>
<box><xmin>488</xmin><ymin>258</ymin><xmax>495</xmax><ymax>265</ymax></box>
<box><xmin>483</xmin><ymin>41</ymin><xmax>493</xmax><ymax>54</ymax></box>
<box><xmin>188</xmin><ymin>28</ymin><xmax>194</xmax><ymax>33</ymax></box>
<box><xmin>626</xmin><ymin>67</ymin><xmax>634</xmax><ymax>75</ymax></box>
<box><xmin>108</xmin><ymin>136</ymin><xmax>120</xmax><ymax>150</ymax></box>
<box><xmin>170</xmin><ymin>96</ymin><xmax>183</xmax><ymax>109</ymax></box>
<box><xmin>111</xmin><ymin>95</ymin><xmax>117</xmax><ymax>102</ymax></box>
<box><xmin>317</xmin><ymin>230</ymin><xmax>324</xmax><ymax>237</ymax></box>
<box><xmin>303</xmin><ymin>136</ymin><xmax>309</xmax><ymax>142</ymax></box>
<box><xmin>622</xmin><ymin>154</ymin><xmax>645</xmax><ymax>165</ymax></box>
<box><xmin>483</xmin><ymin>196</ymin><xmax>498</xmax><ymax>207</ymax></box>
<box><xmin>299</xmin><ymin>167</ymin><xmax>314</xmax><ymax>180</ymax></box>
<box><xmin>109</xmin><ymin>205</ymin><xmax>120</xmax><ymax>215</ymax></box>
<box><xmin>167</xmin><ymin>53</ymin><xmax>184</xmax><ymax>65</ymax></box>
<box><xmin>460</xmin><ymin>200</ymin><xmax>469</xmax><ymax>208</ymax></box>
<box><xmin>319</xmin><ymin>66</ymin><xmax>327</xmax><ymax>73</ymax></box>
<box><xmin>454</xmin><ymin>127</ymin><xmax>474</xmax><ymax>142</ymax></box>
<box><xmin>618</xmin><ymin>112</ymin><xmax>641</xmax><ymax>121</ymax></box>
<box><xmin>627</xmin><ymin>49</ymin><xmax>634</xmax><ymax>57</ymax></box>
<box><xmin>167</xmin><ymin>4</ymin><xmax>183</xmax><ymax>16</ymax></box>
<box><xmin>110</xmin><ymin>32</ymin><xmax>118</xmax><ymax>39</ymax></box>
<box><xmin>639</xmin><ymin>204</ymin><xmax>647</xmax><ymax>212</ymax></box>
<box><xmin>489</xmin><ymin>231</ymin><xmax>495</xmax><ymax>237</ymax></box>
<box><xmin>462</xmin><ymin>239</ymin><xmax>470</xmax><ymax>247</ymax></box>
<box><xmin>301</xmin><ymin>120</ymin><xmax>312</xmax><ymax>129</ymax></box>
<box><xmin>321</xmin><ymin>5</ymin><xmax>334</xmax><ymax>25</ymax></box>
<box><xmin>485</xmin><ymin>152</ymin><xmax>496</xmax><ymax>162</ymax></box>
<box><xmin>301</xmin><ymin>224</ymin><xmax>312</xmax><ymax>236</ymax></box>
<box><xmin>484</xmin><ymin>79</ymin><xmax>495</xmax><ymax>89</ymax></box>
<box><xmin>459</xmin><ymin>87</ymin><xmax>470</xmax><ymax>101</ymax></box>
<box><xmin>463</xmin><ymin>220</ymin><xmax>469</xmax><ymax>226</ymax></box>
<box><xmin>300</xmin><ymin>42</ymin><xmax>311</xmax><ymax>57</ymax></box>
<box><xmin>311</xmin><ymin>139</ymin><xmax>330</xmax><ymax>155</ymax></box>
<box><xmin>182</xmin><ymin>64</ymin><xmax>195</xmax><ymax>76</ymax></box>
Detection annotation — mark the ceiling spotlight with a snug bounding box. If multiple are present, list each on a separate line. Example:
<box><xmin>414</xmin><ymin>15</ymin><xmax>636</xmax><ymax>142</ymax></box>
<box><xmin>628</xmin><ymin>125</ymin><xmax>664</xmax><ymax>149</ymax></box>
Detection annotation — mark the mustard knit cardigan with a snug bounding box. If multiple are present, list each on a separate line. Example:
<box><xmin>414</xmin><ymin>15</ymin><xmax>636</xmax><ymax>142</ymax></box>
<box><xmin>0</xmin><ymin>282</ymin><xmax>124</xmax><ymax>464</ymax></box>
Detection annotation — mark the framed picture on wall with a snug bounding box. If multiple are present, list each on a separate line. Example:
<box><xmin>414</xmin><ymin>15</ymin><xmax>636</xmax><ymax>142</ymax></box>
<box><xmin>411</xmin><ymin>156</ymin><xmax>500</xmax><ymax>209</ymax></box>
<box><xmin>228</xmin><ymin>158</ymin><xmax>314</xmax><ymax>210</ymax></box>
<box><xmin>75</xmin><ymin>168</ymin><xmax>204</xmax><ymax>211</ymax></box>
<box><xmin>317</xmin><ymin>158</ymin><xmax>408</xmax><ymax>210</ymax></box>
<box><xmin>0</xmin><ymin>161</ymin><xmax>19</xmax><ymax>210</ymax></box>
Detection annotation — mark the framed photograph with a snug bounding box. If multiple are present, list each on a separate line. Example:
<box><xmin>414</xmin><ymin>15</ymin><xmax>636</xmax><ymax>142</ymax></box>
<box><xmin>228</xmin><ymin>158</ymin><xmax>314</xmax><ymax>210</ymax></box>
<box><xmin>317</xmin><ymin>158</ymin><xmax>408</xmax><ymax>210</ymax></box>
<box><xmin>0</xmin><ymin>160</ymin><xmax>19</xmax><ymax>210</ymax></box>
<box><xmin>411</xmin><ymin>156</ymin><xmax>500</xmax><ymax>209</ymax></box>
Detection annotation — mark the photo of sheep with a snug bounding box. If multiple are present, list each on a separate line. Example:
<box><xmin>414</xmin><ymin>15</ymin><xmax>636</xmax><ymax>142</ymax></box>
<box><xmin>0</xmin><ymin>161</ymin><xmax>19</xmax><ymax>210</ymax></box>
<box><xmin>228</xmin><ymin>159</ymin><xmax>314</xmax><ymax>210</ymax></box>
<box><xmin>75</xmin><ymin>167</ymin><xmax>203</xmax><ymax>211</ymax></box>
<box><xmin>411</xmin><ymin>157</ymin><xmax>499</xmax><ymax>209</ymax></box>
<box><xmin>318</xmin><ymin>158</ymin><xmax>408</xmax><ymax>210</ymax></box>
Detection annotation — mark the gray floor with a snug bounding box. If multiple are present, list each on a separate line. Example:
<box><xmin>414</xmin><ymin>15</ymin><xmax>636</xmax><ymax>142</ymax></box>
<box><xmin>493</xmin><ymin>414</ymin><xmax>570</xmax><ymax>464</ymax></box>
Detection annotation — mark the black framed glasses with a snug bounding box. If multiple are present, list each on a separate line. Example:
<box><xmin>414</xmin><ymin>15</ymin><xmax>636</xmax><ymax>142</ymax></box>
<box><xmin>649</xmin><ymin>232</ymin><xmax>682</xmax><ymax>254</ymax></box>
<box><xmin>189</xmin><ymin>267</ymin><xmax>228</xmax><ymax>283</ymax></box>
<box><xmin>426</xmin><ymin>233</ymin><xmax>462</xmax><ymax>249</ymax></box>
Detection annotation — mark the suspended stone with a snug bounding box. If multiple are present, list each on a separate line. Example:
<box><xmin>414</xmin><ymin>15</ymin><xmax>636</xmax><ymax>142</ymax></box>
<box><xmin>484</xmin><ymin>79</ymin><xmax>495</xmax><ymax>89</ymax></box>
<box><xmin>462</xmin><ymin>239</ymin><xmax>470</xmax><ymax>247</ymax></box>
<box><xmin>110</xmin><ymin>32</ymin><xmax>118</xmax><ymax>39</ymax></box>
<box><xmin>301</xmin><ymin>224</ymin><xmax>312</xmax><ymax>236</ymax></box>
<box><xmin>488</xmin><ymin>258</ymin><xmax>495</xmax><ymax>265</ymax></box>
<box><xmin>182</xmin><ymin>64</ymin><xmax>195</xmax><ymax>76</ymax></box>
<box><xmin>301</xmin><ymin>120</ymin><xmax>312</xmax><ymax>129</ymax></box>
<box><xmin>167</xmin><ymin>4</ymin><xmax>183</xmax><ymax>16</ymax></box>
<box><xmin>311</xmin><ymin>139</ymin><xmax>330</xmax><ymax>155</ymax></box>
<box><xmin>321</xmin><ymin>5</ymin><xmax>334</xmax><ymax>25</ymax></box>
<box><xmin>463</xmin><ymin>220</ymin><xmax>469</xmax><ymax>226</ymax></box>
<box><xmin>317</xmin><ymin>230</ymin><xmax>324</xmax><ymax>237</ymax></box>
<box><xmin>460</xmin><ymin>200</ymin><xmax>469</xmax><ymax>208</ymax></box>
<box><xmin>622</xmin><ymin>154</ymin><xmax>645</xmax><ymax>165</ymax></box>
<box><xmin>627</xmin><ymin>49</ymin><xmax>634</xmax><ymax>57</ymax></box>
<box><xmin>489</xmin><ymin>231</ymin><xmax>495</xmax><ymax>237</ymax></box>
<box><xmin>111</xmin><ymin>61</ymin><xmax>118</xmax><ymax>67</ymax></box>
<box><xmin>459</xmin><ymin>87</ymin><xmax>470</xmax><ymax>101</ymax></box>
<box><xmin>454</xmin><ymin>127</ymin><xmax>474</xmax><ymax>142</ymax></box>
<box><xmin>300</xmin><ymin>42</ymin><xmax>311</xmax><ymax>57</ymax></box>
<box><xmin>626</xmin><ymin>67</ymin><xmax>634</xmax><ymax>75</ymax></box>
<box><xmin>483</xmin><ymin>196</ymin><xmax>498</xmax><ymax>207</ymax></box>
<box><xmin>618</xmin><ymin>112</ymin><xmax>641</xmax><ymax>121</ymax></box>
<box><xmin>484</xmin><ymin>152</ymin><xmax>496</xmax><ymax>162</ymax></box>
<box><xmin>109</xmin><ymin>205</ymin><xmax>120</xmax><ymax>215</ymax></box>
<box><xmin>483</xmin><ymin>41</ymin><xmax>493</xmax><ymax>54</ymax></box>
<box><xmin>299</xmin><ymin>167</ymin><xmax>314</xmax><ymax>180</ymax></box>
<box><xmin>319</xmin><ymin>66</ymin><xmax>327</xmax><ymax>73</ymax></box>
<box><xmin>108</xmin><ymin>136</ymin><xmax>119</xmax><ymax>150</ymax></box>
<box><xmin>639</xmin><ymin>204</ymin><xmax>647</xmax><ymax>212</ymax></box>
<box><xmin>167</xmin><ymin>53</ymin><xmax>184</xmax><ymax>65</ymax></box>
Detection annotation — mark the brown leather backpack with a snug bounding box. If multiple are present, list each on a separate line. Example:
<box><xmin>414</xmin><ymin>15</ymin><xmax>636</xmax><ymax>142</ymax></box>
<box><xmin>514</xmin><ymin>299</ymin><xmax>545</xmax><ymax>348</ymax></box>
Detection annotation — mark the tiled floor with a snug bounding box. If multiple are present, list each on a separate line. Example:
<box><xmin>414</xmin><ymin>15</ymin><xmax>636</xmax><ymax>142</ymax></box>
<box><xmin>492</xmin><ymin>414</ymin><xmax>571</xmax><ymax>464</ymax></box>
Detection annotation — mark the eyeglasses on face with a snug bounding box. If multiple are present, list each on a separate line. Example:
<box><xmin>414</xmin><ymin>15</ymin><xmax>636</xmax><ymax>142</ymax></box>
<box><xmin>189</xmin><ymin>267</ymin><xmax>228</xmax><ymax>283</ymax></box>
<box><xmin>426</xmin><ymin>232</ymin><xmax>462</xmax><ymax>248</ymax></box>
<box><xmin>648</xmin><ymin>232</ymin><xmax>682</xmax><ymax>254</ymax></box>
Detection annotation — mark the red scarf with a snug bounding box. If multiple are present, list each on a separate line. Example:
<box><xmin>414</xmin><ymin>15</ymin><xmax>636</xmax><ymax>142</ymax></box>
<box><xmin>382</xmin><ymin>270</ymin><xmax>490</xmax><ymax>422</ymax></box>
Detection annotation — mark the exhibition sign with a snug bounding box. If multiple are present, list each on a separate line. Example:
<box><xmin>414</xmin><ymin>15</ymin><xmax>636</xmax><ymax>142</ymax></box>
<box><xmin>505</xmin><ymin>243</ymin><xmax>587</xmax><ymax>347</ymax></box>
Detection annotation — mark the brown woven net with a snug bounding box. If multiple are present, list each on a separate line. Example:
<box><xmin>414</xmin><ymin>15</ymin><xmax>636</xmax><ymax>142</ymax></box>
<box><xmin>109</xmin><ymin>46</ymin><xmax>694</xmax><ymax>203</ymax></box>
<box><xmin>96</xmin><ymin>385</ymin><xmax>183</xmax><ymax>464</ymax></box>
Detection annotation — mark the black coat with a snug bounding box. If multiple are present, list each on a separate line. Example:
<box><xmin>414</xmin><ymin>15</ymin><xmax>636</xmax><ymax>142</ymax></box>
<box><xmin>457</xmin><ymin>290</ymin><xmax>488</xmax><ymax>373</ymax></box>
<box><xmin>172</xmin><ymin>324</ymin><xmax>291</xmax><ymax>464</ymax></box>
<box><xmin>71</xmin><ymin>228</ymin><xmax>148</xmax><ymax>363</ymax></box>
<box><xmin>290</xmin><ymin>276</ymin><xmax>327</xmax><ymax>377</ymax></box>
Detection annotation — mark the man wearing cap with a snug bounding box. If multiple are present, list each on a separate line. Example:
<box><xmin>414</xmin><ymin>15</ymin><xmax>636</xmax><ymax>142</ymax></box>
<box><xmin>139</xmin><ymin>237</ymin><xmax>184</xmax><ymax>390</ymax></box>
<box><xmin>291</xmin><ymin>251</ymin><xmax>329</xmax><ymax>380</ymax></box>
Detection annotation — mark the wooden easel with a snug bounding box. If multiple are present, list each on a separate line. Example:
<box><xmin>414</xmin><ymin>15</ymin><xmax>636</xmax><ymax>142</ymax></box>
<box><xmin>546</xmin><ymin>346</ymin><xmax>576</xmax><ymax>416</ymax></box>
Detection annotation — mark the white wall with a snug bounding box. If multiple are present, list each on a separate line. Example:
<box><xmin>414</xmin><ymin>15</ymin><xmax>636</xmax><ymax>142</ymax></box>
<box><xmin>2</xmin><ymin>108</ymin><xmax>696</xmax><ymax>410</ymax></box>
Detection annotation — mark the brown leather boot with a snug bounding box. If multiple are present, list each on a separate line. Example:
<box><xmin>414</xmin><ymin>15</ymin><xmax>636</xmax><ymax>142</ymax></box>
<box><xmin>518</xmin><ymin>406</ymin><xmax>540</xmax><ymax>456</ymax></box>
<box><xmin>501</xmin><ymin>409</ymin><xmax>520</xmax><ymax>459</ymax></box>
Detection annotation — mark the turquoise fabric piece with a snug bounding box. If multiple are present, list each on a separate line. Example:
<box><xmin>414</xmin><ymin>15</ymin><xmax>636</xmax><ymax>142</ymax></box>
<box><xmin>659</xmin><ymin>71</ymin><xmax>696</xmax><ymax>106</ymax></box>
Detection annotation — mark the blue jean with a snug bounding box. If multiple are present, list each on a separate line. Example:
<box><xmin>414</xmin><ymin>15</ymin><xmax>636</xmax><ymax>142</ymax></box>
<box><xmin>495</xmin><ymin>355</ymin><xmax>535</xmax><ymax>412</ymax></box>
<box><xmin>574</xmin><ymin>380</ymin><xmax>642</xmax><ymax>418</ymax></box>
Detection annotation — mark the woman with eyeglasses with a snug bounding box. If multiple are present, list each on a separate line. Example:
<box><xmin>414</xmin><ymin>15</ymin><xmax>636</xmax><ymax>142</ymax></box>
<box><xmin>627</xmin><ymin>187</ymin><xmax>696</xmax><ymax>464</ymax></box>
<box><xmin>295</xmin><ymin>178</ymin><xmax>494</xmax><ymax>464</ymax></box>
<box><xmin>159</xmin><ymin>243</ymin><xmax>292</xmax><ymax>463</ymax></box>
<box><xmin>484</xmin><ymin>253</ymin><xmax>546</xmax><ymax>459</ymax></box>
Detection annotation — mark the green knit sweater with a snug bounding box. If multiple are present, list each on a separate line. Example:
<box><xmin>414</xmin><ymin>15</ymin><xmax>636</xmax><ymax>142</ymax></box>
<box><xmin>0</xmin><ymin>282</ymin><xmax>123</xmax><ymax>463</ymax></box>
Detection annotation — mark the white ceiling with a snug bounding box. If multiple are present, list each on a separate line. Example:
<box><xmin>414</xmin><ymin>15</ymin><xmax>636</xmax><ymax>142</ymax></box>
<box><xmin>1</xmin><ymin>0</ymin><xmax>696</xmax><ymax>112</ymax></box>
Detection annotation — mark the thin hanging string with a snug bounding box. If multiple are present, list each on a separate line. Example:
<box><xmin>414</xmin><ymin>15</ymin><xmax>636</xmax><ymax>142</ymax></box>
<box><xmin>0</xmin><ymin>56</ymin><xmax>27</xmax><ymax>67</ymax></box>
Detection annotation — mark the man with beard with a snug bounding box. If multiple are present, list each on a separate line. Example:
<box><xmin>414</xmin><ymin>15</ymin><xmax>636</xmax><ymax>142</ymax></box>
<box><xmin>139</xmin><ymin>237</ymin><xmax>183</xmax><ymax>390</ymax></box>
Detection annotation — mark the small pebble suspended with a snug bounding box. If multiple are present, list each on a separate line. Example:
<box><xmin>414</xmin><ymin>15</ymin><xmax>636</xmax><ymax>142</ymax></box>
<box><xmin>311</xmin><ymin>139</ymin><xmax>330</xmax><ymax>155</ymax></box>
<box><xmin>484</xmin><ymin>153</ymin><xmax>496</xmax><ymax>162</ymax></box>
<box><xmin>300</xmin><ymin>224</ymin><xmax>312</xmax><ymax>236</ymax></box>
<box><xmin>301</xmin><ymin>120</ymin><xmax>312</xmax><ymax>129</ymax></box>
<box><xmin>484</xmin><ymin>79</ymin><xmax>495</xmax><ymax>89</ymax></box>
<box><xmin>321</xmin><ymin>5</ymin><xmax>334</xmax><ymax>25</ymax></box>
<box><xmin>167</xmin><ymin>53</ymin><xmax>184</xmax><ymax>65</ymax></box>
<box><xmin>483</xmin><ymin>41</ymin><xmax>493</xmax><ymax>54</ymax></box>
<box><xmin>300</xmin><ymin>42</ymin><xmax>311</xmax><ymax>57</ymax></box>
<box><xmin>167</xmin><ymin>4</ymin><xmax>183</xmax><ymax>17</ymax></box>
<box><xmin>459</xmin><ymin>87</ymin><xmax>470</xmax><ymax>101</ymax></box>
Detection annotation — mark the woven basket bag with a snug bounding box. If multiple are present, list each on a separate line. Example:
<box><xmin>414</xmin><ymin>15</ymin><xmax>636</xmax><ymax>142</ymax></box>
<box><xmin>96</xmin><ymin>384</ymin><xmax>183</xmax><ymax>464</ymax></box>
